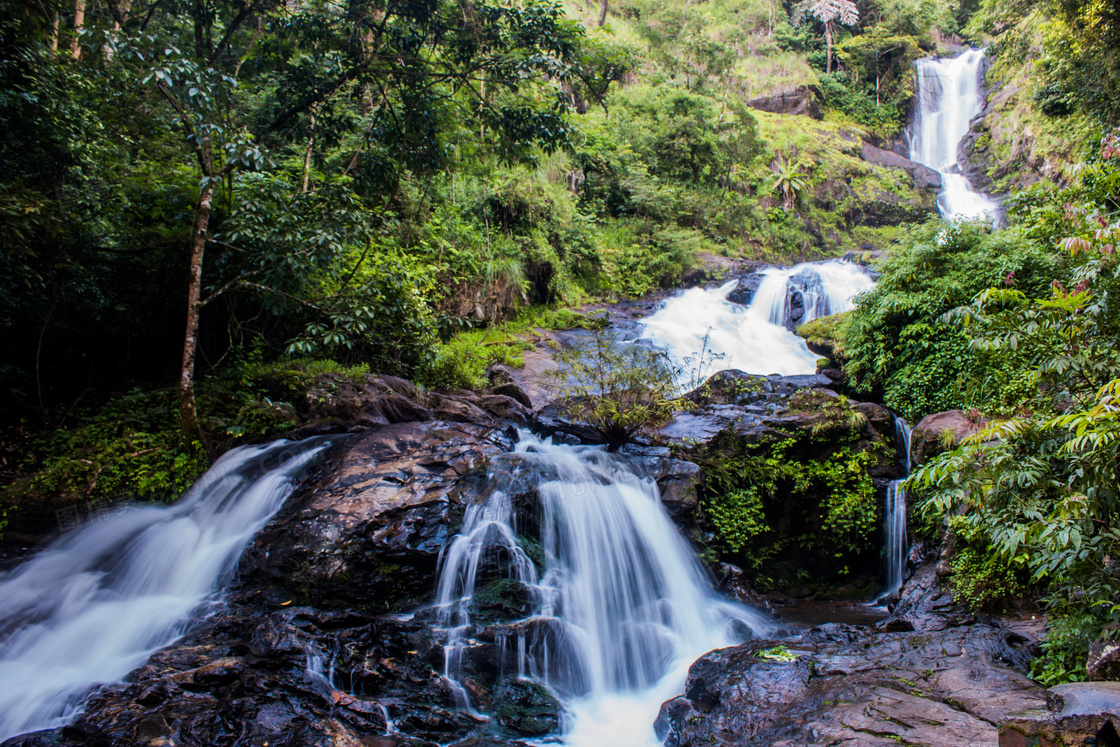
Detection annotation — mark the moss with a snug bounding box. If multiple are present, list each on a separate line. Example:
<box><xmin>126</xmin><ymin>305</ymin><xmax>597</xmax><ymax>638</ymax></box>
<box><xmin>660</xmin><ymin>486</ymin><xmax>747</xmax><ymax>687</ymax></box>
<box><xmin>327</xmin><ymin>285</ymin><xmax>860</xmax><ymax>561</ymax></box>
<box><xmin>797</xmin><ymin>311</ymin><xmax>851</xmax><ymax>361</ymax></box>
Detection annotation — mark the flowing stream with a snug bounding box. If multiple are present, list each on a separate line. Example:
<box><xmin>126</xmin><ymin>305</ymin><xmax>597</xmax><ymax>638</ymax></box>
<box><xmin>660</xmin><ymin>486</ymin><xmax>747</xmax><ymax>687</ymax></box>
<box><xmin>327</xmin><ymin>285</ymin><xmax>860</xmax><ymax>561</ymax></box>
<box><xmin>639</xmin><ymin>260</ymin><xmax>874</xmax><ymax>378</ymax></box>
<box><xmin>434</xmin><ymin>432</ymin><xmax>774</xmax><ymax>746</ymax></box>
<box><xmin>0</xmin><ymin>439</ymin><xmax>328</xmax><ymax>742</ymax></box>
<box><xmin>910</xmin><ymin>48</ymin><xmax>1000</xmax><ymax>222</ymax></box>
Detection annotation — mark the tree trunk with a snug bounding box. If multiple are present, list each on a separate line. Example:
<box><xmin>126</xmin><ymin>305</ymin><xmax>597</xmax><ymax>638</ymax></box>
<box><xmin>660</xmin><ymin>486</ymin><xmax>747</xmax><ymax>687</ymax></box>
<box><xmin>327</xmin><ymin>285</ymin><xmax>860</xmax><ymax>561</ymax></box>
<box><xmin>300</xmin><ymin>109</ymin><xmax>316</xmax><ymax>193</ymax></box>
<box><xmin>180</xmin><ymin>176</ymin><xmax>215</xmax><ymax>443</ymax></box>
<box><xmin>49</xmin><ymin>12</ymin><xmax>59</xmax><ymax>50</ymax></box>
<box><xmin>71</xmin><ymin>0</ymin><xmax>85</xmax><ymax>58</ymax></box>
<box><xmin>598</xmin><ymin>0</ymin><xmax>607</xmax><ymax>26</ymax></box>
<box><xmin>825</xmin><ymin>23</ymin><xmax>833</xmax><ymax>74</ymax></box>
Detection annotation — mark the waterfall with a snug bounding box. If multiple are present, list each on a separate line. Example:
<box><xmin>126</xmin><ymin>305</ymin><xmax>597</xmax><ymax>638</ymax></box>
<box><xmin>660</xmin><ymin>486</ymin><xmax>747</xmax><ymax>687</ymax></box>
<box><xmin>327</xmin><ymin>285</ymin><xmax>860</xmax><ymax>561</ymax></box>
<box><xmin>879</xmin><ymin>417</ymin><xmax>912</xmax><ymax>601</ymax></box>
<box><xmin>639</xmin><ymin>260</ymin><xmax>874</xmax><ymax>378</ymax></box>
<box><xmin>909</xmin><ymin>48</ymin><xmax>1000</xmax><ymax>222</ymax></box>
<box><xmin>434</xmin><ymin>432</ymin><xmax>773</xmax><ymax>746</ymax></box>
<box><xmin>0</xmin><ymin>439</ymin><xmax>328</xmax><ymax>742</ymax></box>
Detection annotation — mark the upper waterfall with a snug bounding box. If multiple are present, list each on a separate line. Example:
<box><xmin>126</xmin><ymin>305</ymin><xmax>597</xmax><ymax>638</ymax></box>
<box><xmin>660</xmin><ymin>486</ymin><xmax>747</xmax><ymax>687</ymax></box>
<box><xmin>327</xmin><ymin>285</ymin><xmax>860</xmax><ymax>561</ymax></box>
<box><xmin>909</xmin><ymin>48</ymin><xmax>1000</xmax><ymax>222</ymax></box>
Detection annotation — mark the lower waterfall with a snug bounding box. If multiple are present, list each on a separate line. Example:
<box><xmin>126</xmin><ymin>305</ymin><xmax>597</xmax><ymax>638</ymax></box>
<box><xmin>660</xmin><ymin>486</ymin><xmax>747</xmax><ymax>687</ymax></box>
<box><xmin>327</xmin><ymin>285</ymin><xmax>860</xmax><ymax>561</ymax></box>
<box><xmin>0</xmin><ymin>439</ymin><xmax>328</xmax><ymax>742</ymax></box>
<box><xmin>434</xmin><ymin>432</ymin><xmax>774</xmax><ymax>746</ymax></box>
<box><xmin>879</xmin><ymin>417</ymin><xmax>912</xmax><ymax>601</ymax></box>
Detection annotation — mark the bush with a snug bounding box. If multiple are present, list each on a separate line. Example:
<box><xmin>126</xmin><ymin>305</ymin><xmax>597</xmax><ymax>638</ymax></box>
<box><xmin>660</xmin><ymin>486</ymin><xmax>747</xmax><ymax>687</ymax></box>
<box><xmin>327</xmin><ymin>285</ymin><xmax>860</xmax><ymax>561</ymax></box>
<box><xmin>844</xmin><ymin>220</ymin><xmax>1059</xmax><ymax>422</ymax></box>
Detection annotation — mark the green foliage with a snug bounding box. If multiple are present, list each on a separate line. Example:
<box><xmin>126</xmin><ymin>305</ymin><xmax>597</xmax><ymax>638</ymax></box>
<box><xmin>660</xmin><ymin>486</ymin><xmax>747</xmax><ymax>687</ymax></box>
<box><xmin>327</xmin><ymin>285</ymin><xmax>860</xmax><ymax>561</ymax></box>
<box><xmin>818</xmin><ymin>73</ymin><xmax>904</xmax><ymax>137</ymax></box>
<box><xmin>421</xmin><ymin>307</ymin><xmax>604</xmax><ymax>390</ymax></box>
<box><xmin>706</xmin><ymin>487</ymin><xmax>769</xmax><ymax>554</ymax></box>
<box><xmin>545</xmin><ymin>331</ymin><xmax>687</xmax><ymax>450</ymax></box>
<box><xmin>901</xmin><ymin>139</ymin><xmax>1120</xmax><ymax>682</ymax></box>
<box><xmin>700</xmin><ymin>436</ymin><xmax>879</xmax><ymax>590</ymax></box>
<box><xmin>844</xmin><ymin>219</ymin><xmax>1059</xmax><ymax>421</ymax></box>
<box><xmin>756</xmin><ymin>645</ymin><xmax>798</xmax><ymax>661</ymax></box>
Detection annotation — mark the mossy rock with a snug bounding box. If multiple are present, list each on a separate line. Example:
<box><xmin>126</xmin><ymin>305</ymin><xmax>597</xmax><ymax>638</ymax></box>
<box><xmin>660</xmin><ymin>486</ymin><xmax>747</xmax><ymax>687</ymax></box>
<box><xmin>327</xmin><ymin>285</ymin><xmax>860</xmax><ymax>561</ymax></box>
<box><xmin>469</xmin><ymin>578</ymin><xmax>536</xmax><ymax>625</ymax></box>
<box><xmin>492</xmin><ymin>679</ymin><xmax>561</xmax><ymax>737</ymax></box>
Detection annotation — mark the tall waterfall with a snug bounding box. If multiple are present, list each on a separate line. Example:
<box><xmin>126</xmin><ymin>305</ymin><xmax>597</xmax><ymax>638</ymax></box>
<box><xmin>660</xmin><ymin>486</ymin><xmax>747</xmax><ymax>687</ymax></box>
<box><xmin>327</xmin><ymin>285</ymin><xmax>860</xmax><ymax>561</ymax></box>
<box><xmin>879</xmin><ymin>417</ymin><xmax>912</xmax><ymax>601</ymax></box>
<box><xmin>639</xmin><ymin>260</ymin><xmax>874</xmax><ymax>378</ymax></box>
<box><xmin>434</xmin><ymin>433</ymin><xmax>773</xmax><ymax>746</ymax></box>
<box><xmin>0</xmin><ymin>439</ymin><xmax>328</xmax><ymax>742</ymax></box>
<box><xmin>909</xmin><ymin>48</ymin><xmax>1000</xmax><ymax>222</ymax></box>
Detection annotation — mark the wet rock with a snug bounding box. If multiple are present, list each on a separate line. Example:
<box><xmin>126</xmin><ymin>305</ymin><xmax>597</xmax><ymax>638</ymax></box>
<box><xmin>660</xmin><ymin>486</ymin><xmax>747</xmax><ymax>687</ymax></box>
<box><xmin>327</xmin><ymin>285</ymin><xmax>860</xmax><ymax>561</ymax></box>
<box><xmin>532</xmin><ymin>401</ymin><xmax>608</xmax><ymax>446</ymax></box>
<box><xmin>468</xmin><ymin>579</ymin><xmax>535</xmax><ymax>625</ymax></box>
<box><xmin>244</xmin><ymin>421</ymin><xmax>509</xmax><ymax>611</ymax></box>
<box><xmin>488</xmin><ymin>383</ymin><xmax>533</xmax><ymax>410</ymax></box>
<box><xmin>428</xmin><ymin>393</ymin><xmax>499</xmax><ymax>428</ymax></box>
<box><xmin>911</xmin><ymin>409</ymin><xmax>986</xmax><ymax>466</ymax></box>
<box><xmin>999</xmin><ymin>682</ymin><xmax>1120</xmax><ymax>747</ymax></box>
<box><xmin>657</xmin><ymin>623</ymin><xmax>1046</xmax><ymax>747</ymax></box>
<box><xmin>726</xmin><ymin>273</ymin><xmax>764</xmax><ymax>306</ymax></box>
<box><xmin>491</xmin><ymin>680</ymin><xmax>561</xmax><ymax>737</ymax></box>
<box><xmin>746</xmin><ymin>86</ymin><xmax>822</xmax><ymax>119</ymax></box>
<box><xmin>473</xmin><ymin>394</ymin><xmax>531</xmax><ymax>426</ymax></box>
<box><xmin>879</xmin><ymin>563</ymin><xmax>975</xmax><ymax>632</ymax></box>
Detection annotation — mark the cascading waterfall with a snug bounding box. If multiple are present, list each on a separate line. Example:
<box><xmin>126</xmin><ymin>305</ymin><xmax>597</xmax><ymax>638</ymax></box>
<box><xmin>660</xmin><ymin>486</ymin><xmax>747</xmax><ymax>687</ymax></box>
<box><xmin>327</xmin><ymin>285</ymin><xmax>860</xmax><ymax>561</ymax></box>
<box><xmin>879</xmin><ymin>417</ymin><xmax>912</xmax><ymax>601</ymax></box>
<box><xmin>639</xmin><ymin>260</ymin><xmax>874</xmax><ymax>378</ymax></box>
<box><xmin>0</xmin><ymin>438</ymin><xmax>328</xmax><ymax>742</ymax></box>
<box><xmin>434</xmin><ymin>432</ymin><xmax>773</xmax><ymax>746</ymax></box>
<box><xmin>910</xmin><ymin>48</ymin><xmax>1000</xmax><ymax>222</ymax></box>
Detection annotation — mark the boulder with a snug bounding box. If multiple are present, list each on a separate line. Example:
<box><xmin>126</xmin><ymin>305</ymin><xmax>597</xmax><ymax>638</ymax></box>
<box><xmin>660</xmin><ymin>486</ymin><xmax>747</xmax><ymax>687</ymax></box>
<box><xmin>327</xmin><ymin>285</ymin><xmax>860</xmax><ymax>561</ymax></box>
<box><xmin>727</xmin><ymin>273</ymin><xmax>764</xmax><ymax>306</ymax></box>
<box><xmin>999</xmin><ymin>682</ymin><xmax>1120</xmax><ymax>747</ymax></box>
<box><xmin>878</xmin><ymin>562</ymin><xmax>975</xmax><ymax>632</ymax></box>
<box><xmin>243</xmin><ymin>421</ymin><xmax>510</xmax><ymax>611</ymax></box>
<box><xmin>911</xmin><ymin>409</ymin><xmax>985</xmax><ymax>466</ymax></box>
<box><xmin>656</xmin><ymin>623</ymin><xmax>1046</xmax><ymax>747</ymax></box>
<box><xmin>746</xmin><ymin>86</ymin><xmax>822</xmax><ymax>119</ymax></box>
<box><xmin>1089</xmin><ymin>640</ymin><xmax>1120</xmax><ymax>682</ymax></box>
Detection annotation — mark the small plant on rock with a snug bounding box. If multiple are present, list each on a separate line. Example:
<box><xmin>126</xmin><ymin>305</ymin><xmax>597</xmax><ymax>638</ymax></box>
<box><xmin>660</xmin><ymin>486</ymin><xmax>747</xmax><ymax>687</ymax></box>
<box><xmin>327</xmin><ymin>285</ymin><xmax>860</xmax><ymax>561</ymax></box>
<box><xmin>545</xmin><ymin>332</ymin><xmax>689</xmax><ymax>451</ymax></box>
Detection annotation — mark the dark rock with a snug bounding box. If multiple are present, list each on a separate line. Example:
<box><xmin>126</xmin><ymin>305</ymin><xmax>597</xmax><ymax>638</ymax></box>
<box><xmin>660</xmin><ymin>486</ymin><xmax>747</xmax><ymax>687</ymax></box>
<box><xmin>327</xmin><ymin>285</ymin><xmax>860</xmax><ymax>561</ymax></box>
<box><xmin>861</xmin><ymin>141</ymin><xmax>943</xmax><ymax>192</ymax></box>
<box><xmin>1089</xmin><ymin>641</ymin><xmax>1120</xmax><ymax>682</ymax></box>
<box><xmin>657</xmin><ymin>623</ymin><xmax>1046</xmax><ymax>747</ymax></box>
<box><xmin>244</xmin><ymin>421</ymin><xmax>509</xmax><ymax>611</ymax></box>
<box><xmin>746</xmin><ymin>86</ymin><xmax>822</xmax><ymax>119</ymax></box>
<box><xmin>726</xmin><ymin>273</ymin><xmax>764</xmax><ymax>306</ymax></box>
<box><xmin>304</xmin><ymin>373</ymin><xmax>433</xmax><ymax>423</ymax></box>
<box><xmin>880</xmin><ymin>562</ymin><xmax>975</xmax><ymax>632</ymax></box>
<box><xmin>489</xmin><ymin>382</ymin><xmax>533</xmax><ymax>410</ymax></box>
<box><xmin>911</xmin><ymin>409</ymin><xmax>985</xmax><ymax>466</ymax></box>
<box><xmin>618</xmin><ymin>445</ymin><xmax>702</xmax><ymax>525</ymax></box>
<box><xmin>491</xmin><ymin>680</ymin><xmax>561</xmax><ymax>737</ymax></box>
<box><xmin>532</xmin><ymin>401</ymin><xmax>607</xmax><ymax>446</ymax></box>
<box><xmin>428</xmin><ymin>393</ymin><xmax>499</xmax><ymax>428</ymax></box>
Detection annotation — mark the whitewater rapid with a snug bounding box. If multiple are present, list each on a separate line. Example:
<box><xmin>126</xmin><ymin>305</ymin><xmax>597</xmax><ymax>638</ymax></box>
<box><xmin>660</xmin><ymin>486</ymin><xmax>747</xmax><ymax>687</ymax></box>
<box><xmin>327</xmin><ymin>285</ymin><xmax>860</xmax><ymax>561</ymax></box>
<box><xmin>639</xmin><ymin>259</ymin><xmax>874</xmax><ymax>379</ymax></box>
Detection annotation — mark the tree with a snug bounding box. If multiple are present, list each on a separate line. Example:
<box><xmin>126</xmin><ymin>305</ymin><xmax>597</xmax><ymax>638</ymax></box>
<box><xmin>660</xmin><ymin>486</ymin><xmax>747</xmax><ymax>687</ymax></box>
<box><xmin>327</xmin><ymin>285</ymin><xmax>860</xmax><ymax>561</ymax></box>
<box><xmin>545</xmin><ymin>332</ymin><xmax>688</xmax><ymax>451</ymax></box>
<box><xmin>809</xmin><ymin>0</ymin><xmax>858</xmax><ymax>74</ymax></box>
<box><xmin>118</xmin><ymin>0</ymin><xmax>584</xmax><ymax>443</ymax></box>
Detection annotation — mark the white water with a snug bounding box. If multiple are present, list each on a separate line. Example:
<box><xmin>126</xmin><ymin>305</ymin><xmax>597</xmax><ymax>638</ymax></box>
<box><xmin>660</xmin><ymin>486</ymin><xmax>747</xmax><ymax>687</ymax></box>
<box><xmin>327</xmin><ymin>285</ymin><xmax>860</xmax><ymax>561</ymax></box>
<box><xmin>435</xmin><ymin>433</ymin><xmax>774</xmax><ymax>747</ymax></box>
<box><xmin>639</xmin><ymin>260</ymin><xmax>874</xmax><ymax>378</ymax></box>
<box><xmin>880</xmin><ymin>417</ymin><xmax>912</xmax><ymax>601</ymax></box>
<box><xmin>910</xmin><ymin>48</ymin><xmax>1000</xmax><ymax>222</ymax></box>
<box><xmin>0</xmin><ymin>439</ymin><xmax>327</xmax><ymax>742</ymax></box>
